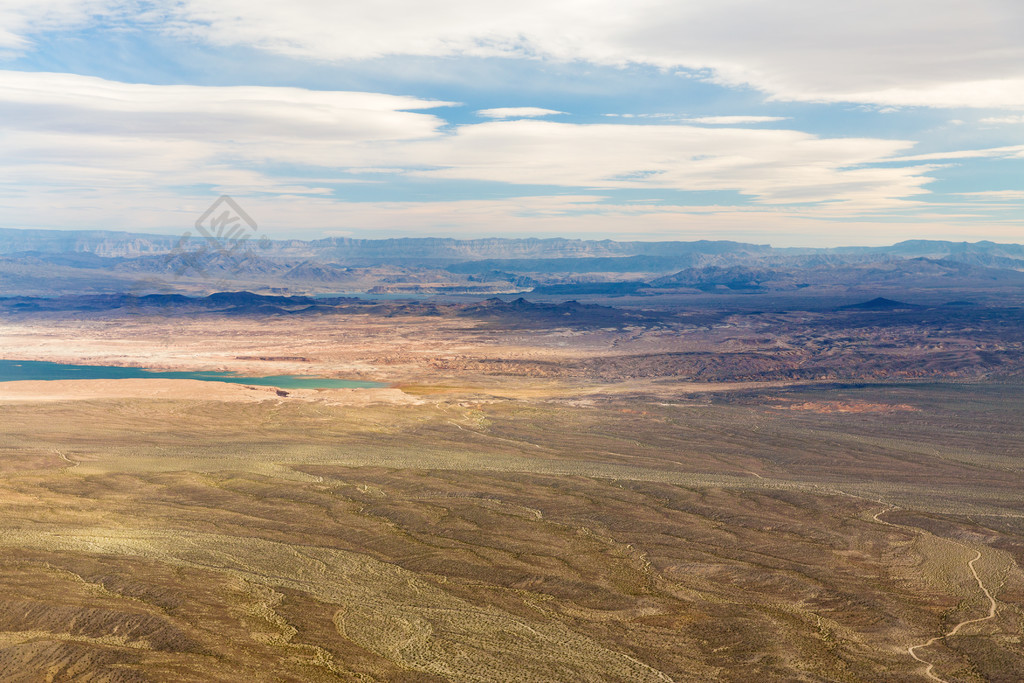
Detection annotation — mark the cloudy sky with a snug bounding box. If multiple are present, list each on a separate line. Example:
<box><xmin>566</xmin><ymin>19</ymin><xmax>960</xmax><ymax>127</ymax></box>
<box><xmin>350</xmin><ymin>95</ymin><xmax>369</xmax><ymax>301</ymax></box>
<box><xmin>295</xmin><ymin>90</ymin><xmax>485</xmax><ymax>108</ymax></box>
<box><xmin>1</xmin><ymin>1</ymin><xmax>1022</xmax><ymax>246</ymax></box>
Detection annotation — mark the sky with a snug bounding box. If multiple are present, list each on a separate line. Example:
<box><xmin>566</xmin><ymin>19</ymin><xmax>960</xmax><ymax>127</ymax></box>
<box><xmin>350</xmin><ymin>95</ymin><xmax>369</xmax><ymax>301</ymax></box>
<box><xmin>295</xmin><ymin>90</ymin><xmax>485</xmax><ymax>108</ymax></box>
<box><xmin>0</xmin><ymin>1</ymin><xmax>1022</xmax><ymax>247</ymax></box>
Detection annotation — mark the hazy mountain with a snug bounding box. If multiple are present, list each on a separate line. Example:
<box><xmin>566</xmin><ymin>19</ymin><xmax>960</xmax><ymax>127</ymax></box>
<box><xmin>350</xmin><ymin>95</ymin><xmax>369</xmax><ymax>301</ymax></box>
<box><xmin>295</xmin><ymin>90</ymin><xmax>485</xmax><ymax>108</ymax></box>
<box><xmin>0</xmin><ymin>228</ymin><xmax>772</xmax><ymax>262</ymax></box>
<box><xmin>836</xmin><ymin>239</ymin><xmax>1024</xmax><ymax>260</ymax></box>
<box><xmin>2</xmin><ymin>227</ymin><xmax>1024</xmax><ymax>300</ymax></box>
<box><xmin>3</xmin><ymin>227</ymin><xmax>1022</xmax><ymax>266</ymax></box>
<box><xmin>651</xmin><ymin>258</ymin><xmax>1024</xmax><ymax>292</ymax></box>
<box><xmin>0</xmin><ymin>228</ymin><xmax>184</xmax><ymax>257</ymax></box>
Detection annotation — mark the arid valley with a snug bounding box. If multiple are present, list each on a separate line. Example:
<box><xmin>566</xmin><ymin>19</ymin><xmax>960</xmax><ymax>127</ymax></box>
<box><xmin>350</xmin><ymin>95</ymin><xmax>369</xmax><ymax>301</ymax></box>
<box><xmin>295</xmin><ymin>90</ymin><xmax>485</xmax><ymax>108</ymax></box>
<box><xmin>1</xmin><ymin>278</ymin><xmax>1022</xmax><ymax>681</ymax></box>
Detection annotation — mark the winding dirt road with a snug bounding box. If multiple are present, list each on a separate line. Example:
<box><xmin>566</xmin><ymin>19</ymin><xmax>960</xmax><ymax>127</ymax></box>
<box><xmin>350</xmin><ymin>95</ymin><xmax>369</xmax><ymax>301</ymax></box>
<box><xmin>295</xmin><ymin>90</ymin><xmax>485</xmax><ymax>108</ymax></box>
<box><xmin>873</xmin><ymin>508</ymin><xmax>999</xmax><ymax>682</ymax></box>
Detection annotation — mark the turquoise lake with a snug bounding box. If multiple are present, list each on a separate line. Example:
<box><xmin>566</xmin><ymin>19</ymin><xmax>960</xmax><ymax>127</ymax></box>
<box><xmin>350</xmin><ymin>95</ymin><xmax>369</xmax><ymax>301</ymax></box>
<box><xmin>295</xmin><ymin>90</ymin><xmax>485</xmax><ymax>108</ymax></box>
<box><xmin>0</xmin><ymin>359</ymin><xmax>385</xmax><ymax>390</ymax></box>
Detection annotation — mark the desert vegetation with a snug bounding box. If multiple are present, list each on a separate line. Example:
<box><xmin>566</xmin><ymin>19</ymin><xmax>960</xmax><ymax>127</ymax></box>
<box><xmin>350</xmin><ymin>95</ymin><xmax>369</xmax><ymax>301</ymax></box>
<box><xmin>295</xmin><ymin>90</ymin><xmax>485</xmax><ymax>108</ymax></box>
<box><xmin>1</xmin><ymin>294</ymin><xmax>1022</xmax><ymax>680</ymax></box>
<box><xmin>1</xmin><ymin>347</ymin><xmax>1022</xmax><ymax>680</ymax></box>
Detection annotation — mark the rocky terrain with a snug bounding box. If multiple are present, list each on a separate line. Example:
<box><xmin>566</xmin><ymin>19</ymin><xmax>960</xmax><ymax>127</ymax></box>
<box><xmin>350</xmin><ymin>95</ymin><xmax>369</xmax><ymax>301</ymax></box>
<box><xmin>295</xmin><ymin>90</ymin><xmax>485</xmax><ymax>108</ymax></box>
<box><xmin>0</xmin><ymin>324</ymin><xmax>1021</xmax><ymax>680</ymax></box>
<box><xmin>3</xmin><ymin>292</ymin><xmax>1023</xmax><ymax>385</ymax></box>
<box><xmin>1</xmin><ymin>234</ymin><xmax>1023</xmax><ymax>681</ymax></box>
<box><xmin>3</xmin><ymin>229</ymin><xmax>1024</xmax><ymax>303</ymax></box>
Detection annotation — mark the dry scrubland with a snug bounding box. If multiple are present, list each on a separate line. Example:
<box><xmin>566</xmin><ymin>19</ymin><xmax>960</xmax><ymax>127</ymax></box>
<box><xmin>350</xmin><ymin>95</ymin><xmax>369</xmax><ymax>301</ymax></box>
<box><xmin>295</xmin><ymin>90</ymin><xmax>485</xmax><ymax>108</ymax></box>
<box><xmin>0</xmin><ymin>312</ymin><xmax>1023</xmax><ymax>681</ymax></box>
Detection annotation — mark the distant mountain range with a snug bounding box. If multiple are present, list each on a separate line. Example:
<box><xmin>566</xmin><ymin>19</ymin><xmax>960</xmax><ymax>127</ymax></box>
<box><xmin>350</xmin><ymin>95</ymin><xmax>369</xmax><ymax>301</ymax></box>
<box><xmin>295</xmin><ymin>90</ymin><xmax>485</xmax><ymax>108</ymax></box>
<box><xmin>0</xmin><ymin>228</ymin><xmax>773</xmax><ymax>262</ymax></box>
<box><xmin>2</xmin><ymin>227</ymin><xmax>1022</xmax><ymax>265</ymax></box>
<box><xmin>1</xmin><ymin>227</ymin><xmax>1023</xmax><ymax>300</ymax></box>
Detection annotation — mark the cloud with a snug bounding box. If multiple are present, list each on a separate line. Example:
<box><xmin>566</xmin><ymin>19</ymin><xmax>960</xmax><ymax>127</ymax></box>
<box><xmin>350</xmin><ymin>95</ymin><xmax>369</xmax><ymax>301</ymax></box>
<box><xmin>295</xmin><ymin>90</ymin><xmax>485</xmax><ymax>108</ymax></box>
<box><xmin>953</xmin><ymin>190</ymin><xmax>1024</xmax><ymax>200</ymax></box>
<box><xmin>0</xmin><ymin>70</ymin><xmax>462</xmax><ymax>195</ymax></box>
<box><xmin>980</xmin><ymin>115</ymin><xmax>1024</xmax><ymax>125</ymax></box>
<box><xmin>0</xmin><ymin>70</ymin><xmax>1002</xmax><ymax>242</ymax></box>
<box><xmin>602</xmin><ymin>113</ymin><xmax>675</xmax><ymax>119</ymax></box>
<box><xmin>0</xmin><ymin>70</ymin><xmax>454</xmax><ymax>142</ymax></box>
<box><xmin>2</xmin><ymin>0</ymin><xmax>1010</xmax><ymax>109</ymax></box>
<box><xmin>0</xmin><ymin>0</ymin><xmax>121</xmax><ymax>50</ymax></box>
<box><xmin>476</xmin><ymin>107</ymin><xmax>566</xmax><ymax>119</ymax></box>
<box><xmin>393</xmin><ymin>120</ymin><xmax>929</xmax><ymax>207</ymax></box>
<box><xmin>0</xmin><ymin>70</ymin><xmax>461</xmax><ymax>208</ymax></box>
<box><xmin>681</xmin><ymin>116</ymin><xmax>789</xmax><ymax>125</ymax></box>
<box><xmin>804</xmin><ymin>79</ymin><xmax>1024</xmax><ymax>109</ymax></box>
<box><xmin>1</xmin><ymin>71</ymin><xmax>938</xmax><ymax>208</ymax></box>
<box><xmin>887</xmin><ymin>144</ymin><xmax>1024</xmax><ymax>162</ymax></box>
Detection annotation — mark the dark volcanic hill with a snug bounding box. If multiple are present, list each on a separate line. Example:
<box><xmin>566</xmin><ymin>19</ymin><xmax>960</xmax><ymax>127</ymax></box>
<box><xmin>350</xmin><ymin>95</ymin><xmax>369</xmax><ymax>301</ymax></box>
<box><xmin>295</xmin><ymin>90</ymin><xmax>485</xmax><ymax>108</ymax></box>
<box><xmin>840</xmin><ymin>297</ymin><xmax>922</xmax><ymax>311</ymax></box>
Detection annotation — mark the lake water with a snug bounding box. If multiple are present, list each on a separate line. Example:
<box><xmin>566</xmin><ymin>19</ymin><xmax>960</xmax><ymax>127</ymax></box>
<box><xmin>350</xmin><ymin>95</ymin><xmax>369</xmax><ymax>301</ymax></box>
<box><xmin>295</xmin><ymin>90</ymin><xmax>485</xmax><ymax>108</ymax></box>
<box><xmin>0</xmin><ymin>359</ymin><xmax>385</xmax><ymax>390</ymax></box>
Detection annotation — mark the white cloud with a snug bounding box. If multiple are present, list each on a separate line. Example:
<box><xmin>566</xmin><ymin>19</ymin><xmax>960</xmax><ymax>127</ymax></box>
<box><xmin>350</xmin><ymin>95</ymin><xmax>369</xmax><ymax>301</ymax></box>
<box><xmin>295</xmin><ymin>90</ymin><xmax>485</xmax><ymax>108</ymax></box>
<box><xmin>806</xmin><ymin>79</ymin><xmax>1024</xmax><ymax>110</ymax></box>
<box><xmin>953</xmin><ymin>190</ymin><xmax>1024</xmax><ymax>200</ymax></box>
<box><xmin>0</xmin><ymin>70</ymin><xmax>1005</xmax><ymax>243</ymax></box>
<box><xmin>602</xmin><ymin>113</ymin><xmax>674</xmax><ymax>119</ymax></box>
<box><xmin>0</xmin><ymin>70</ymin><xmax>462</xmax><ymax>211</ymax></box>
<box><xmin>682</xmin><ymin>116</ymin><xmax>789</xmax><ymax>125</ymax></box>
<box><xmin>887</xmin><ymin>144</ymin><xmax>1024</xmax><ymax>162</ymax></box>
<box><xmin>0</xmin><ymin>70</ymin><xmax>462</xmax><ymax>195</ymax></box>
<box><xmin>16</xmin><ymin>0</ymin><xmax>1010</xmax><ymax>109</ymax></box>
<box><xmin>391</xmin><ymin>120</ymin><xmax>928</xmax><ymax>207</ymax></box>
<box><xmin>0</xmin><ymin>0</ymin><xmax>122</xmax><ymax>50</ymax></box>
<box><xmin>476</xmin><ymin>107</ymin><xmax>566</xmax><ymax>119</ymax></box>
<box><xmin>1</xmin><ymin>71</ymin><xmax>939</xmax><ymax>209</ymax></box>
<box><xmin>0</xmin><ymin>70</ymin><xmax>454</xmax><ymax>142</ymax></box>
<box><xmin>980</xmin><ymin>115</ymin><xmax>1024</xmax><ymax>125</ymax></box>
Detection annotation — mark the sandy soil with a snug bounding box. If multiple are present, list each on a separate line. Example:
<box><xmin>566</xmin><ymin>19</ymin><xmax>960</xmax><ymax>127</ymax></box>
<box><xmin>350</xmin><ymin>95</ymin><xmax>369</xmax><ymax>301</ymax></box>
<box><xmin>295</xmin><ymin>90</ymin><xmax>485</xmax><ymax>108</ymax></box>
<box><xmin>0</xmin><ymin>378</ymin><xmax>421</xmax><ymax>405</ymax></box>
<box><xmin>1</xmin><ymin>311</ymin><xmax>1023</xmax><ymax>680</ymax></box>
<box><xmin>0</xmin><ymin>315</ymin><xmax>818</xmax><ymax>403</ymax></box>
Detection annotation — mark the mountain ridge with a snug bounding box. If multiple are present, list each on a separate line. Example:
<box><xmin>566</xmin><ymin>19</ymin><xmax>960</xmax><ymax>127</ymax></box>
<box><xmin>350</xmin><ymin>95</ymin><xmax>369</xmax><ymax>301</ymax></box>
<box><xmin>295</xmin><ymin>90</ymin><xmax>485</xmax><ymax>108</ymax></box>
<box><xmin>3</xmin><ymin>228</ymin><xmax>1024</xmax><ymax>300</ymax></box>
<box><xmin>4</xmin><ymin>227</ymin><xmax>1023</xmax><ymax>263</ymax></box>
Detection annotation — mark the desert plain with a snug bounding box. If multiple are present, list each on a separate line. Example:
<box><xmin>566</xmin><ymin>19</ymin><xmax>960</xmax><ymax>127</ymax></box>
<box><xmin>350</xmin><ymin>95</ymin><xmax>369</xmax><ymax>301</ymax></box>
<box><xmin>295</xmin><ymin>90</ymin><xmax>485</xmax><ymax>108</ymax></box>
<box><xmin>0</xmin><ymin>298</ymin><xmax>1022</xmax><ymax>682</ymax></box>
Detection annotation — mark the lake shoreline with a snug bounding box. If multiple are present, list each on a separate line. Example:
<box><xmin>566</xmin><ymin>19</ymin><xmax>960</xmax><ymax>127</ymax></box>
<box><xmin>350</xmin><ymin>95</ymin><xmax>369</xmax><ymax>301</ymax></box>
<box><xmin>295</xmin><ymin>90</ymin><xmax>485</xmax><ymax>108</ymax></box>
<box><xmin>0</xmin><ymin>359</ymin><xmax>386</xmax><ymax>390</ymax></box>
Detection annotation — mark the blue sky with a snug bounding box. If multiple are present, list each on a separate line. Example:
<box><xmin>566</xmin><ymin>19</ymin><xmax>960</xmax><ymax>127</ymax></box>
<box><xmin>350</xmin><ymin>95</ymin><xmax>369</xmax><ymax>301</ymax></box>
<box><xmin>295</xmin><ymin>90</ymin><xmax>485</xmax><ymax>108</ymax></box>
<box><xmin>1</xmin><ymin>1</ymin><xmax>1022</xmax><ymax>246</ymax></box>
